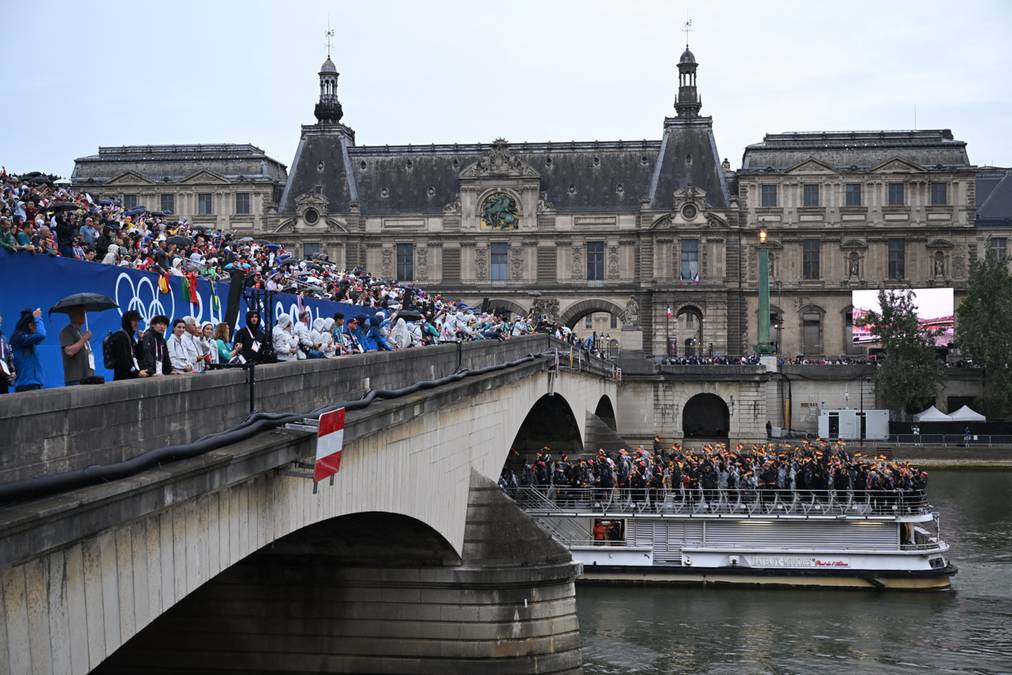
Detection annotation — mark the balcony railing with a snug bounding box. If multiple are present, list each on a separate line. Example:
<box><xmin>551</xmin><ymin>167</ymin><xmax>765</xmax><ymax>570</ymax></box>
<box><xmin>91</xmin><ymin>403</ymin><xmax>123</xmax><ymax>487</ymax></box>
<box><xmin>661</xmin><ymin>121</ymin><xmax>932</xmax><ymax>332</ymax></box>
<box><xmin>506</xmin><ymin>486</ymin><xmax>929</xmax><ymax>517</ymax></box>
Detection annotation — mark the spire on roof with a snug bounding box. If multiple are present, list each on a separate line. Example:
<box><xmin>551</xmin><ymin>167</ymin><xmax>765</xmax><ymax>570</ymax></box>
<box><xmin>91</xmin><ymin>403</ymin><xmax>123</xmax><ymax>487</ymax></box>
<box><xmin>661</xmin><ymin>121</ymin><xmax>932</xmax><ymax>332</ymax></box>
<box><xmin>675</xmin><ymin>20</ymin><xmax>702</xmax><ymax>119</ymax></box>
<box><xmin>315</xmin><ymin>27</ymin><xmax>343</xmax><ymax>124</ymax></box>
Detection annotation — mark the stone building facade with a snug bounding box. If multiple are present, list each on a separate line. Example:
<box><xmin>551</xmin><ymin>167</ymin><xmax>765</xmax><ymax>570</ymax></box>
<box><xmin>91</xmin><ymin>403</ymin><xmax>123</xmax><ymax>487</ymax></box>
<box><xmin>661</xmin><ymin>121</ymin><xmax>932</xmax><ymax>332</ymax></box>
<box><xmin>268</xmin><ymin>48</ymin><xmax>741</xmax><ymax>357</ymax></box>
<box><xmin>71</xmin><ymin>144</ymin><xmax>288</xmax><ymax>233</ymax></box>
<box><xmin>78</xmin><ymin>47</ymin><xmax>1011</xmax><ymax>359</ymax></box>
<box><xmin>738</xmin><ymin>130</ymin><xmax>978</xmax><ymax>357</ymax></box>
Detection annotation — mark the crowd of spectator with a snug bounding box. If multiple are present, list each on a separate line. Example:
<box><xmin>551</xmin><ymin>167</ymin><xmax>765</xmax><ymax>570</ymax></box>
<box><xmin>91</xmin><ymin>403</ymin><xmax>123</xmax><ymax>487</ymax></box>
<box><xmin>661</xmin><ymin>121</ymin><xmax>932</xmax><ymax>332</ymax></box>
<box><xmin>0</xmin><ymin>170</ymin><xmax>609</xmax><ymax>392</ymax></box>
<box><xmin>501</xmin><ymin>439</ymin><xmax>929</xmax><ymax>512</ymax></box>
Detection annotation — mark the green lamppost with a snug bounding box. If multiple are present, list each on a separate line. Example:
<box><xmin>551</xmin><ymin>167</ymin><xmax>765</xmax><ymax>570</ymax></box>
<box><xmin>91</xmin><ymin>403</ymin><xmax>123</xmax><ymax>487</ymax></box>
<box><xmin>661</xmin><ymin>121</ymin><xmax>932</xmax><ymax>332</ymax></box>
<box><xmin>756</xmin><ymin>225</ymin><xmax>775</xmax><ymax>355</ymax></box>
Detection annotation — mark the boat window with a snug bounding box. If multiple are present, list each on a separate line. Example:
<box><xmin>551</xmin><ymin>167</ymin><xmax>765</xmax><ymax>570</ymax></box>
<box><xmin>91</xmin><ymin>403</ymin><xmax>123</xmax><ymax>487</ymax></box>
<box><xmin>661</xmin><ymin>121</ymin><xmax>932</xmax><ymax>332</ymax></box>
<box><xmin>593</xmin><ymin>519</ymin><xmax>625</xmax><ymax>546</ymax></box>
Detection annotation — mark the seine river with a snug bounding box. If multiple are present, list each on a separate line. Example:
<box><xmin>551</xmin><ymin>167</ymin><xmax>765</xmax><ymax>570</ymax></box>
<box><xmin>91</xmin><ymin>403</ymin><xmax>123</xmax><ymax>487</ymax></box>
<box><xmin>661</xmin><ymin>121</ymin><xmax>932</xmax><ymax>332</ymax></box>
<box><xmin>577</xmin><ymin>471</ymin><xmax>1012</xmax><ymax>674</ymax></box>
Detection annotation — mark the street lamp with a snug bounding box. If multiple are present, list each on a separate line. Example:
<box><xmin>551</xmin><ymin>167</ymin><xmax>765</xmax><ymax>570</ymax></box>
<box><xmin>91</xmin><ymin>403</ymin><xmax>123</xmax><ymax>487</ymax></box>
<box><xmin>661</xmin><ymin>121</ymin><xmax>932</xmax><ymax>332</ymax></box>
<box><xmin>756</xmin><ymin>225</ymin><xmax>775</xmax><ymax>355</ymax></box>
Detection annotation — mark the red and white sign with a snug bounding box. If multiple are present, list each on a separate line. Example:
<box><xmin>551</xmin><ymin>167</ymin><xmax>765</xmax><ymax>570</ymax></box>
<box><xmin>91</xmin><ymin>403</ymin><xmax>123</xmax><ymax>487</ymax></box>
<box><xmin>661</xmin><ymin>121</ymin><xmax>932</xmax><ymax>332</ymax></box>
<box><xmin>314</xmin><ymin>408</ymin><xmax>346</xmax><ymax>482</ymax></box>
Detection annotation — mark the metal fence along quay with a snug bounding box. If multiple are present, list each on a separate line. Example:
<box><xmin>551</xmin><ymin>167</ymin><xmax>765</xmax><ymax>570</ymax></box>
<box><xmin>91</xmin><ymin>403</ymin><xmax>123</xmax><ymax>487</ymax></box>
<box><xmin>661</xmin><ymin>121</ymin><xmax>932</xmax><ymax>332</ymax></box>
<box><xmin>507</xmin><ymin>486</ymin><xmax>931</xmax><ymax>518</ymax></box>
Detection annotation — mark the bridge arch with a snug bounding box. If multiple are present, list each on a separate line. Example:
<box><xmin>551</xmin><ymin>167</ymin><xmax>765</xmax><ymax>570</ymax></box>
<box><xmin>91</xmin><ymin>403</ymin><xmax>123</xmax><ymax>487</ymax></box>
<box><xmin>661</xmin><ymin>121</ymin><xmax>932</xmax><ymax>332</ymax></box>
<box><xmin>559</xmin><ymin>299</ymin><xmax>626</xmax><ymax>329</ymax></box>
<box><xmin>594</xmin><ymin>394</ymin><xmax>617</xmax><ymax>430</ymax></box>
<box><xmin>509</xmin><ymin>392</ymin><xmax>583</xmax><ymax>459</ymax></box>
<box><xmin>682</xmin><ymin>392</ymin><xmax>730</xmax><ymax>439</ymax></box>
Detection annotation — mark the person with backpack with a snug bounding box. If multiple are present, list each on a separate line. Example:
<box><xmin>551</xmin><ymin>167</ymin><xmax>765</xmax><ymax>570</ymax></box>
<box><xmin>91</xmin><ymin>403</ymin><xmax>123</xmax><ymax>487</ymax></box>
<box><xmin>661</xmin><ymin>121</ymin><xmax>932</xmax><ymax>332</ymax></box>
<box><xmin>104</xmin><ymin>310</ymin><xmax>143</xmax><ymax>380</ymax></box>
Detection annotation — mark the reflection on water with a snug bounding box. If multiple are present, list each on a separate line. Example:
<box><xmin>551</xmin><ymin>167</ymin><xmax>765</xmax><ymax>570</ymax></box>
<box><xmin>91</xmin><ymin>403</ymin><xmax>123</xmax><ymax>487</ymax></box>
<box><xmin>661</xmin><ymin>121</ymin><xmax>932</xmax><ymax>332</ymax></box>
<box><xmin>577</xmin><ymin>471</ymin><xmax>1012</xmax><ymax>674</ymax></box>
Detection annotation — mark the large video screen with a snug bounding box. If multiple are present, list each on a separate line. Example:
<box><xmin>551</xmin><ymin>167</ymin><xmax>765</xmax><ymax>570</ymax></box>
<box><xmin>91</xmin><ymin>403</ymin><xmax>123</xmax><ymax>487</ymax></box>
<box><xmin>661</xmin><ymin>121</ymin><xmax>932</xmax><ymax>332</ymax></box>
<box><xmin>851</xmin><ymin>288</ymin><xmax>954</xmax><ymax>347</ymax></box>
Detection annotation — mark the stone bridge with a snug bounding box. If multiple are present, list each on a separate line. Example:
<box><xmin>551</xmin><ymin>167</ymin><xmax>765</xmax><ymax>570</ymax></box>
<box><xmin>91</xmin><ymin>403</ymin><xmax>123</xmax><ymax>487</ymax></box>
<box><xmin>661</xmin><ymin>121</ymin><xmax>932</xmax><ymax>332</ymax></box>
<box><xmin>0</xmin><ymin>336</ymin><xmax>617</xmax><ymax>675</ymax></box>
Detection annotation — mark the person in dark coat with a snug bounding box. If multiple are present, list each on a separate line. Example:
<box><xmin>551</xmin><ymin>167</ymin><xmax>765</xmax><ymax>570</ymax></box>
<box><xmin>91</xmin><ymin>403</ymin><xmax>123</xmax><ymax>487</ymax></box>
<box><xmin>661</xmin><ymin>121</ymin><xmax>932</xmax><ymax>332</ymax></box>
<box><xmin>138</xmin><ymin>315</ymin><xmax>172</xmax><ymax>376</ymax></box>
<box><xmin>235</xmin><ymin>310</ymin><xmax>265</xmax><ymax>364</ymax></box>
<box><xmin>109</xmin><ymin>310</ymin><xmax>143</xmax><ymax>380</ymax></box>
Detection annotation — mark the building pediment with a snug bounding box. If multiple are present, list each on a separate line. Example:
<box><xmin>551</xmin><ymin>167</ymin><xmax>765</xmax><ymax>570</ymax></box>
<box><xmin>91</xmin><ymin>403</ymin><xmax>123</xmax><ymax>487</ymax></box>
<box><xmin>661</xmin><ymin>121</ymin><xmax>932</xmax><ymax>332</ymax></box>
<box><xmin>926</xmin><ymin>237</ymin><xmax>954</xmax><ymax>249</ymax></box>
<box><xmin>870</xmin><ymin>157</ymin><xmax>926</xmax><ymax>174</ymax></box>
<box><xmin>104</xmin><ymin>171</ymin><xmax>156</xmax><ymax>186</ymax></box>
<box><xmin>841</xmin><ymin>238</ymin><xmax>867</xmax><ymax>250</ymax></box>
<box><xmin>459</xmin><ymin>138</ymin><xmax>539</xmax><ymax>180</ymax></box>
<box><xmin>784</xmin><ymin>158</ymin><xmax>836</xmax><ymax>175</ymax></box>
<box><xmin>180</xmin><ymin>169</ymin><xmax>229</xmax><ymax>185</ymax></box>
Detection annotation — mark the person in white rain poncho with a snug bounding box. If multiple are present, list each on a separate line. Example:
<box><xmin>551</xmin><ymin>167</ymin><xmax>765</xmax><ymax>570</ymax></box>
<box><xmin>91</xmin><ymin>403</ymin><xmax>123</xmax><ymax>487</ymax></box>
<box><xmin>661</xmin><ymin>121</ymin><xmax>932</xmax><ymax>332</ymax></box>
<box><xmin>319</xmin><ymin>318</ymin><xmax>337</xmax><ymax>358</ymax></box>
<box><xmin>390</xmin><ymin>316</ymin><xmax>411</xmax><ymax>350</ymax></box>
<box><xmin>273</xmin><ymin>314</ymin><xmax>299</xmax><ymax>361</ymax></box>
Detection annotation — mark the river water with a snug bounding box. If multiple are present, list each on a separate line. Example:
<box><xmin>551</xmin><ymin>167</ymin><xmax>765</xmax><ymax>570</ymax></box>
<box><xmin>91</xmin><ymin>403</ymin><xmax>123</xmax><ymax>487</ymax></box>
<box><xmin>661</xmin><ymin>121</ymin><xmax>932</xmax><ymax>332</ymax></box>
<box><xmin>577</xmin><ymin>470</ymin><xmax>1012</xmax><ymax>674</ymax></box>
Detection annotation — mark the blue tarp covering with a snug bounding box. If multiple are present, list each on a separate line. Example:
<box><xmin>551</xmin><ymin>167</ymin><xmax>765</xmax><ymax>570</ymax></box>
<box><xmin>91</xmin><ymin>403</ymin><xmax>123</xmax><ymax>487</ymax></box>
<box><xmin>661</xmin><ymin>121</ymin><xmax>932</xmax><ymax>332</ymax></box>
<box><xmin>0</xmin><ymin>249</ymin><xmax>363</xmax><ymax>389</ymax></box>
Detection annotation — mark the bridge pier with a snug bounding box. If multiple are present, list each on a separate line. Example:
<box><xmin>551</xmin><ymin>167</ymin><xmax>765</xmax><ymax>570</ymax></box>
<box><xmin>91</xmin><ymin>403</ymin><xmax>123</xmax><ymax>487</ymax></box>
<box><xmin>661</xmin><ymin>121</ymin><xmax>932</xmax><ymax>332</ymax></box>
<box><xmin>94</xmin><ymin>471</ymin><xmax>583</xmax><ymax>675</ymax></box>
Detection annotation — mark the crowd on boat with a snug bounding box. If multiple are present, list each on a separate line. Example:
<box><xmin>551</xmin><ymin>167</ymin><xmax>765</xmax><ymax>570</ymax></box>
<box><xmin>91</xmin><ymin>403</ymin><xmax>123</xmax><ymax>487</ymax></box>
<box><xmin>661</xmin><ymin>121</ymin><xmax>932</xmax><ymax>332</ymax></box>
<box><xmin>0</xmin><ymin>169</ymin><xmax>610</xmax><ymax>392</ymax></box>
<box><xmin>500</xmin><ymin>439</ymin><xmax>929</xmax><ymax>511</ymax></box>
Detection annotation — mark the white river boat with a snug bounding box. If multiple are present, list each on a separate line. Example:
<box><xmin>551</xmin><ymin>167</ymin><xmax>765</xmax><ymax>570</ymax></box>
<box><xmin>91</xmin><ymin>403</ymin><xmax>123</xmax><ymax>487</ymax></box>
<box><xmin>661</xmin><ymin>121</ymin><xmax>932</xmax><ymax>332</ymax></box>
<box><xmin>512</xmin><ymin>486</ymin><xmax>955</xmax><ymax>590</ymax></box>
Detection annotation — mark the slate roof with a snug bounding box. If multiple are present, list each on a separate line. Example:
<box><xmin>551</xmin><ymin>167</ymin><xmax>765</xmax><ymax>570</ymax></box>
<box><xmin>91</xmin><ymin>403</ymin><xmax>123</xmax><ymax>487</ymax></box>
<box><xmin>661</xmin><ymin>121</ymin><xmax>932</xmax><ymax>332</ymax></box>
<box><xmin>280</xmin><ymin>122</ymin><xmax>732</xmax><ymax>216</ymax></box>
<box><xmin>976</xmin><ymin>167</ymin><xmax>1012</xmax><ymax>227</ymax></box>
<box><xmin>72</xmin><ymin>144</ymin><xmax>288</xmax><ymax>184</ymax></box>
<box><xmin>740</xmin><ymin>130</ymin><xmax>971</xmax><ymax>172</ymax></box>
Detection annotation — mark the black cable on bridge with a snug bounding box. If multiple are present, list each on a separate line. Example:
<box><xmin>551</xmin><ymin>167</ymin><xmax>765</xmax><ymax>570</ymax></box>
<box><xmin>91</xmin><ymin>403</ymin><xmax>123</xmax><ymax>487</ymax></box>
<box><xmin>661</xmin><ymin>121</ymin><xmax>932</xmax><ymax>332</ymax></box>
<box><xmin>0</xmin><ymin>350</ymin><xmax>561</xmax><ymax>505</ymax></box>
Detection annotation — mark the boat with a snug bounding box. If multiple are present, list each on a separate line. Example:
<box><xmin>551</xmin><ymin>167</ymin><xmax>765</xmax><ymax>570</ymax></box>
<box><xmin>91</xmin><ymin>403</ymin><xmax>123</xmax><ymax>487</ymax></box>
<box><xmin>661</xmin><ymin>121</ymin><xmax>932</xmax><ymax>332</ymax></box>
<box><xmin>511</xmin><ymin>486</ymin><xmax>955</xmax><ymax>590</ymax></box>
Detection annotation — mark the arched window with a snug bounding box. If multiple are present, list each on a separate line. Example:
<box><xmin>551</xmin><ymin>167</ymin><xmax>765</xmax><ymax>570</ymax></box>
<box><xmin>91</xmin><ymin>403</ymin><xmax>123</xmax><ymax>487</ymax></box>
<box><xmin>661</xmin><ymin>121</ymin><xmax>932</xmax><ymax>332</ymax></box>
<box><xmin>800</xmin><ymin>305</ymin><xmax>824</xmax><ymax>356</ymax></box>
<box><xmin>675</xmin><ymin>306</ymin><xmax>704</xmax><ymax>357</ymax></box>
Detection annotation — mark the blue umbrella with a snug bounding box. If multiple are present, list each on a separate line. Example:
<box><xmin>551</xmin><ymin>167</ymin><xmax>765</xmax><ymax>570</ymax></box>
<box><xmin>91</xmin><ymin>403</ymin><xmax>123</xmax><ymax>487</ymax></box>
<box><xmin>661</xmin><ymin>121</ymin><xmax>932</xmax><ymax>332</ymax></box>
<box><xmin>123</xmin><ymin>206</ymin><xmax>148</xmax><ymax>216</ymax></box>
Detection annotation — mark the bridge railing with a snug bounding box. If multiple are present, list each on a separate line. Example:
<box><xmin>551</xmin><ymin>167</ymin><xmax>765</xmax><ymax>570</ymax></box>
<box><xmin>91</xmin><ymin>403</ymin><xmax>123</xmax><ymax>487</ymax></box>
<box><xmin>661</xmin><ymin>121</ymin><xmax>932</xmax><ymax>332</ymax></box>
<box><xmin>507</xmin><ymin>486</ymin><xmax>929</xmax><ymax>517</ymax></box>
<box><xmin>0</xmin><ymin>335</ymin><xmax>568</xmax><ymax>485</ymax></box>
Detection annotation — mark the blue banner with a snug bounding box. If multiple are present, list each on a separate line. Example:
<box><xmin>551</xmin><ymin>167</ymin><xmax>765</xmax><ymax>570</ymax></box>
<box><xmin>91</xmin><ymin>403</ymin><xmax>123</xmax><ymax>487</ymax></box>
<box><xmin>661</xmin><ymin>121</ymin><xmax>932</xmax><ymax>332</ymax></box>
<box><xmin>0</xmin><ymin>249</ymin><xmax>363</xmax><ymax>389</ymax></box>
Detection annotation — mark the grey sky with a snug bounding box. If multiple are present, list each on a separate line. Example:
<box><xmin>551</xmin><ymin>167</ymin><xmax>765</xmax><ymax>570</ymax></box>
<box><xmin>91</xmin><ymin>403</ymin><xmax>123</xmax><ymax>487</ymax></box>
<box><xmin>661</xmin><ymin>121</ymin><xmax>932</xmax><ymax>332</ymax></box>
<box><xmin>3</xmin><ymin>0</ymin><xmax>1011</xmax><ymax>177</ymax></box>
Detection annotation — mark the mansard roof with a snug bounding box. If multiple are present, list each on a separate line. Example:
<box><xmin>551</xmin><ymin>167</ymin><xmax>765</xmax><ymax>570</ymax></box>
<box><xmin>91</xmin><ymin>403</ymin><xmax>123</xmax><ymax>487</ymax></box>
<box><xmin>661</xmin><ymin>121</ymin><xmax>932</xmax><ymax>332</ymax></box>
<box><xmin>740</xmin><ymin>129</ymin><xmax>971</xmax><ymax>173</ymax></box>
<box><xmin>280</xmin><ymin>125</ymin><xmax>733</xmax><ymax>216</ymax></box>
<box><xmin>72</xmin><ymin>143</ymin><xmax>288</xmax><ymax>186</ymax></box>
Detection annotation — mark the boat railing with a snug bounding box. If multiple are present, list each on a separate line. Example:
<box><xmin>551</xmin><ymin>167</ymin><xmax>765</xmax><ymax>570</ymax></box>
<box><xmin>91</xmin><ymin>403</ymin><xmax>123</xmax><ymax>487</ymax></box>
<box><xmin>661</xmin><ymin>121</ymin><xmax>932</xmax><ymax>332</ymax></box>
<box><xmin>506</xmin><ymin>486</ymin><xmax>929</xmax><ymax>517</ymax></box>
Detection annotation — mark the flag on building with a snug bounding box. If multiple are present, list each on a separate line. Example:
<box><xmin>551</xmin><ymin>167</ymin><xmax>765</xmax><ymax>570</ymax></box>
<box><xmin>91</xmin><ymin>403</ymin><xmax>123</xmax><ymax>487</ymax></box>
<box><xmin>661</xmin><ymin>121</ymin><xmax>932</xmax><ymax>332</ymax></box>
<box><xmin>314</xmin><ymin>407</ymin><xmax>346</xmax><ymax>482</ymax></box>
<box><xmin>666</xmin><ymin>306</ymin><xmax>673</xmax><ymax>320</ymax></box>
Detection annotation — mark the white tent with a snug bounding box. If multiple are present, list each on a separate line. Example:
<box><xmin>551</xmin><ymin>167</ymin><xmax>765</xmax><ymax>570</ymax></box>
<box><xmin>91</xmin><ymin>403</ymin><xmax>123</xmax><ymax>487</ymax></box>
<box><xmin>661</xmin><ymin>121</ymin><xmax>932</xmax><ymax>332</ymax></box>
<box><xmin>913</xmin><ymin>405</ymin><xmax>952</xmax><ymax>422</ymax></box>
<box><xmin>949</xmin><ymin>405</ymin><xmax>986</xmax><ymax>422</ymax></box>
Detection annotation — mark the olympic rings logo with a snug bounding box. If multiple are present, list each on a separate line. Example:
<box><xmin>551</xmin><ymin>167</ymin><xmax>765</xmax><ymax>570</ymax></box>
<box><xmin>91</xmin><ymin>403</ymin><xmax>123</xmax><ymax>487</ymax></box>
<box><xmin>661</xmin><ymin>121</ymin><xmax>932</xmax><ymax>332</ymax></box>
<box><xmin>115</xmin><ymin>273</ymin><xmax>174</xmax><ymax>328</ymax></box>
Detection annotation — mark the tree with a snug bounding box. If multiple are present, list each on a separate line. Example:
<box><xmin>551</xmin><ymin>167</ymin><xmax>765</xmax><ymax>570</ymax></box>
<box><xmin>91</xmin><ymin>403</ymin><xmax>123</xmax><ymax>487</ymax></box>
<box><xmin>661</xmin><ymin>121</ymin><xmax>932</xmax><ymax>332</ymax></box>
<box><xmin>956</xmin><ymin>247</ymin><xmax>1012</xmax><ymax>418</ymax></box>
<box><xmin>858</xmin><ymin>288</ymin><xmax>941</xmax><ymax>415</ymax></box>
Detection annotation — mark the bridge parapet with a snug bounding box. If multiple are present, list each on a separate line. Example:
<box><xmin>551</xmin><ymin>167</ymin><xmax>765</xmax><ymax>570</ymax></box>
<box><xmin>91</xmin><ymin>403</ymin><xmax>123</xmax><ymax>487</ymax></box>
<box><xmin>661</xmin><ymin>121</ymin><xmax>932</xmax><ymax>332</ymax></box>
<box><xmin>0</xmin><ymin>335</ymin><xmax>585</xmax><ymax>485</ymax></box>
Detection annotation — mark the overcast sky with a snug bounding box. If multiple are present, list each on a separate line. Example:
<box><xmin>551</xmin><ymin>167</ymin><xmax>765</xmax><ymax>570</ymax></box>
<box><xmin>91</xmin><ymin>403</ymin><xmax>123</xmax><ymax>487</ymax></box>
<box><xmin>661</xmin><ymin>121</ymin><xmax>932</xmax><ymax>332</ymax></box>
<box><xmin>2</xmin><ymin>0</ymin><xmax>1010</xmax><ymax>177</ymax></box>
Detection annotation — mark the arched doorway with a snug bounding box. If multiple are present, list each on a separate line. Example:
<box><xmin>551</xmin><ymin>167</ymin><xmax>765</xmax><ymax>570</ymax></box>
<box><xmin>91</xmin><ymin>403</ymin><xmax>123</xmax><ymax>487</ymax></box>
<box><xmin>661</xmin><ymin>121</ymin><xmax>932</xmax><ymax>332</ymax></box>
<box><xmin>594</xmin><ymin>395</ymin><xmax>617</xmax><ymax>431</ymax></box>
<box><xmin>509</xmin><ymin>393</ymin><xmax>583</xmax><ymax>460</ymax></box>
<box><xmin>559</xmin><ymin>299</ymin><xmax>626</xmax><ymax>329</ymax></box>
<box><xmin>675</xmin><ymin>306</ymin><xmax>704</xmax><ymax>357</ymax></box>
<box><xmin>682</xmin><ymin>393</ymin><xmax>730</xmax><ymax>439</ymax></box>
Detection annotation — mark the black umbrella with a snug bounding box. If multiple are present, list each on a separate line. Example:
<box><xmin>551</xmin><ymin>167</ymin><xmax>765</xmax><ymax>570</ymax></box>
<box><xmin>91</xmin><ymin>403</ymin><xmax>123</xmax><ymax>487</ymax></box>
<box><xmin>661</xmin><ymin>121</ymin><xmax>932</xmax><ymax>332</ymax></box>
<box><xmin>47</xmin><ymin>201</ymin><xmax>82</xmax><ymax>212</ymax></box>
<box><xmin>49</xmin><ymin>293</ymin><xmax>119</xmax><ymax>332</ymax></box>
<box><xmin>165</xmin><ymin>235</ymin><xmax>192</xmax><ymax>247</ymax></box>
<box><xmin>396</xmin><ymin>309</ymin><xmax>424</xmax><ymax>322</ymax></box>
<box><xmin>49</xmin><ymin>293</ymin><xmax>118</xmax><ymax>315</ymax></box>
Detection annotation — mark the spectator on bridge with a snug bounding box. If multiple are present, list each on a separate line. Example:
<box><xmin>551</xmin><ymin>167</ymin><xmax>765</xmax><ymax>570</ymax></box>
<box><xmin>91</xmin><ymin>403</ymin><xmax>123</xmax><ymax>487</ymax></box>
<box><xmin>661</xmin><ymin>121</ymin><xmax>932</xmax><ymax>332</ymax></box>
<box><xmin>235</xmin><ymin>310</ymin><xmax>264</xmax><ymax>364</ymax></box>
<box><xmin>0</xmin><ymin>313</ymin><xmax>15</xmax><ymax>394</ymax></box>
<box><xmin>293</xmin><ymin>309</ymin><xmax>316</xmax><ymax>359</ymax></box>
<box><xmin>59</xmin><ymin>307</ymin><xmax>95</xmax><ymax>386</ymax></box>
<box><xmin>199</xmin><ymin>322</ymin><xmax>219</xmax><ymax>366</ymax></box>
<box><xmin>369</xmin><ymin>313</ymin><xmax>394</xmax><ymax>351</ymax></box>
<box><xmin>11</xmin><ymin>308</ymin><xmax>46</xmax><ymax>392</ymax></box>
<box><xmin>313</xmin><ymin>318</ymin><xmax>336</xmax><ymax>358</ymax></box>
<box><xmin>213</xmin><ymin>323</ymin><xmax>240</xmax><ymax>364</ymax></box>
<box><xmin>108</xmin><ymin>310</ymin><xmax>144</xmax><ymax>380</ymax></box>
<box><xmin>181</xmin><ymin>317</ymin><xmax>209</xmax><ymax>372</ymax></box>
<box><xmin>139</xmin><ymin>315</ymin><xmax>172</xmax><ymax>376</ymax></box>
<box><xmin>273</xmin><ymin>314</ymin><xmax>298</xmax><ymax>361</ymax></box>
<box><xmin>168</xmin><ymin>319</ymin><xmax>197</xmax><ymax>373</ymax></box>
